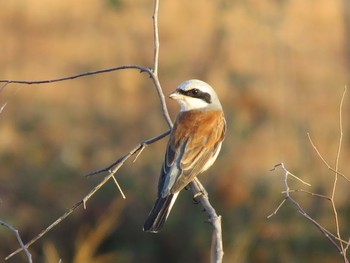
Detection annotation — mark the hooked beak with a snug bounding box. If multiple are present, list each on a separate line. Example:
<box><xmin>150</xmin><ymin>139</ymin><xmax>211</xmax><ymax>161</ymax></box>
<box><xmin>169</xmin><ymin>90</ymin><xmax>180</xmax><ymax>100</ymax></box>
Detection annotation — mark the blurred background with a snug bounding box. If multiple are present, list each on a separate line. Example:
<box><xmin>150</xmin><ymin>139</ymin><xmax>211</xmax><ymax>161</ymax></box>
<box><xmin>1</xmin><ymin>0</ymin><xmax>350</xmax><ymax>262</ymax></box>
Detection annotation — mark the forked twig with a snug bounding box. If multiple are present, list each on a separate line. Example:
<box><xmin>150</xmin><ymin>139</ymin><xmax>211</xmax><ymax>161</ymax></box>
<box><xmin>269</xmin><ymin>163</ymin><xmax>346</xmax><ymax>252</ymax></box>
<box><xmin>307</xmin><ymin>87</ymin><xmax>349</xmax><ymax>262</ymax></box>
<box><xmin>270</xmin><ymin>87</ymin><xmax>350</xmax><ymax>262</ymax></box>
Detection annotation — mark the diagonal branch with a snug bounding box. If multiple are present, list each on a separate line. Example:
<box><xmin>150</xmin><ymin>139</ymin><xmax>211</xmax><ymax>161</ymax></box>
<box><xmin>5</xmin><ymin>131</ymin><xmax>170</xmax><ymax>261</ymax></box>
<box><xmin>307</xmin><ymin>133</ymin><xmax>350</xmax><ymax>183</ymax></box>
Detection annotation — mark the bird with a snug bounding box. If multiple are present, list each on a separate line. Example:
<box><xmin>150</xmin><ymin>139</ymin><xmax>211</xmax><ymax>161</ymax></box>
<box><xmin>143</xmin><ymin>79</ymin><xmax>226</xmax><ymax>233</ymax></box>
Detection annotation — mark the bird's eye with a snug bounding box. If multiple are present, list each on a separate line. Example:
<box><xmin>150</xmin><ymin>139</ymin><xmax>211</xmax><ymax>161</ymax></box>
<box><xmin>191</xmin><ymin>89</ymin><xmax>199</xmax><ymax>95</ymax></box>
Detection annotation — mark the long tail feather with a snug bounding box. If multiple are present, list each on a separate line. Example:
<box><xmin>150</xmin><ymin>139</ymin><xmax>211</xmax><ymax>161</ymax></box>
<box><xmin>143</xmin><ymin>193</ymin><xmax>179</xmax><ymax>233</ymax></box>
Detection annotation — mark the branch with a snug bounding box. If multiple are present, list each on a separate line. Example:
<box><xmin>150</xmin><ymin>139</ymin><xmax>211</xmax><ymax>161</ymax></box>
<box><xmin>0</xmin><ymin>220</ymin><xmax>32</xmax><ymax>263</ymax></box>
<box><xmin>333</xmin><ymin>86</ymin><xmax>347</xmax><ymax>261</ymax></box>
<box><xmin>307</xmin><ymin>87</ymin><xmax>349</xmax><ymax>261</ymax></box>
<box><xmin>85</xmin><ymin>130</ymin><xmax>170</xmax><ymax>177</ymax></box>
<box><xmin>269</xmin><ymin>163</ymin><xmax>349</xmax><ymax>260</ymax></box>
<box><xmin>0</xmin><ymin>65</ymin><xmax>148</xmax><ymax>85</ymax></box>
<box><xmin>190</xmin><ymin>178</ymin><xmax>224</xmax><ymax>263</ymax></box>
<box><xmin>152</xmin><ymin>0</ymin><xmax>160</xmax><ymax>76</ymax></box>
<box><xmin>269</xmin><ymin>88</ymin><xmax>350</xmax><ymax>262</ymax></box>
<box><xmin>307</xmin><ymin>133</ymin><xmax>350</xmax><ymax>183</ymax></box>
<box><xmin>5</xmin><ymin>131</ymin><xmax>170</xmax><ymax>261</ymax></box>
<box><xmin>0</xmin><ymin>65</ymin><xmax>173</xmax><ymax>129</ymax></box>
<box><xmin>3</xmin><ymin>1</ymin><xmax>224</xmax><ymax>262</ymax></box>
<box><xmin>150</xmin><ymin>7</ymin><xmax>223</xmax><ymax>260</ymax></box>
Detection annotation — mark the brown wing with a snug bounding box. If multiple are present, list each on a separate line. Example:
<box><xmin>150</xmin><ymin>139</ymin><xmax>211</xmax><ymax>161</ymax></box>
<box><xmin>158</xmin><ymin>110</ymin><xmax>225</xmax><ymax>196</ymax></box>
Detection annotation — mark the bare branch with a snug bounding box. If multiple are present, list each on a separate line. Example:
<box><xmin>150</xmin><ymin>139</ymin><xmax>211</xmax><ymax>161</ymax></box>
<box><xmin>287</xmin><ymin>170</ymin><xmax>311</xmax><ymax>186</ymax></box>
<box><xmin>4</xmin><ymin>1</ymin><xmax>224</xmax><ymax>262</ymax></box>
<box><xmin>6</xmin><ymin>131</ymin><xmax>169</xmax><ymax>260</ymax></box>
<box><xmin>307</xmin><ymin>133</ymin><xmax>350</xmax><ymax>183</ymax></box>
<box><xmin>267</xmin><ymin>198</ymin><xmax>287</xmax><ymax>219</ymax></box>
<box><xmin>333</xmin><ymin>86</ymin><xmax>347</xmax><ymax>261</ymax></box>
<box><xmin>190</xmin><ymin>178</ymin><xmax>224</xmax><ymax>263</ymax></box>
<box><xmin>283</xmin><ymin>189</ymin><xmax>331</xmax><ymax>200</ymax></box>
<box><xmin>0</xmin><ymin>220</ymin><xmax>32</xmax><ymax>263</ymax></box>
<box><xmin>0</xmin><ymin>65</ymin><xmax>173</xmax><ymax>129</ymax></box>
<box><xmin>269</xmin><ymin>163</ymin><xmax>346</xmax><ymax>254</ymax></box>
<box><xmin>111</xmin><ymin>175</ymin><xmax>126</xmax><ymax>199</ymax></box>
<box><xmin>0</xmin><ymin>65</ymin><xmax>149</xmax><ymax>85</ymax></box>
<box><xmin>306</xmin><ymin>87</ymin><xmax>349</xmax><ymax>261</ymax></box>
<box><xmin>0</xmin><ymin>82</ymin><xmax>10</xmax><ymax>115</ymax></box>
<box><xmin>85</xmin><ymin>130</ymin><xmax>170</xmax><ymax>177</ymax></box>
<box><xmin>0</xmin><ymin>102</ymin><xmax>7</xmax><ymax>114</ymax></box>
<box><xmin>152</xmin><ymin>0</ymin><xmax>160</xmax><ymax>76</ymax></box>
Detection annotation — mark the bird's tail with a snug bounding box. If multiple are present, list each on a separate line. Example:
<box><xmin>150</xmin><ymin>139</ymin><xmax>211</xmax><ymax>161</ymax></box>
<box><xmin>143</xmin><ymin>193</ymin><xmax>179</xmax><ymax>233</ymax></box>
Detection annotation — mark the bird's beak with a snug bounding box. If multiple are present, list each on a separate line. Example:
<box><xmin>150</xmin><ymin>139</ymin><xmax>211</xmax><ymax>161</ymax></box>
<box><xmin>169</xmin><ymin>90</ymin><xmax>180</xmax><ymax>100</ymax></box>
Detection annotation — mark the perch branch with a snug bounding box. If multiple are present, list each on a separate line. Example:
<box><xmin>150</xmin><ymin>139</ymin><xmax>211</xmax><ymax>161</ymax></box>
<box><xmin>190</xmin><ymin>178</ymin><xmax>224</xmax><ymax>263</ymax></box>
<box><xmin>152</xmin><ymin>0</ymin><xmax>160</xmax><ymax>76</ymax></box>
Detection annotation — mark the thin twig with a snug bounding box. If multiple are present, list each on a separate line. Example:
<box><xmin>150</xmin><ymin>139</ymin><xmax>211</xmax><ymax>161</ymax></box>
<box><xmin>0</xmin><ymin>65</ymin><xmax>173</xmax><ymax>129</ymax></box>
<box><xmin>306</xmin><ymin>87</ymin><xmax>349</xmax><ymax>262</ymax></box>
<box><xmin>333</xmin><ymin>87</ymin><xmax>347</xmax><ymax>261</ymax></box>
<box><xmin>270</xmin><ymin>88</ymin><xmax>350</xmax><ymax>262</ymax></box>
<box><xmin>0</xmin><ymin>82</ymin><xmax>10</xmax><ymax>115</ymax></box>
<box><xmin>85</xmin><ymin>130</ymin><xmax>170</xmax><ymax>177</ymax></box>
<box><xmin>1</xmin><ymin>220</ymin><xmax>32</xmax><ymax>263</ymax></box>
<box><xmin>267</xmin><ymin>198</ymin><xmax>287</xmax><ymax>219</ymax></box>
<box><xmin>0</xmin><ymin>81</ymin><xmax>10</xmax><ymax>92</ymax></box>
<box><xmin>152</xmin><ymin>0</ymin><xmax>160</xmax><ymax>76</ymax></box>
<box><xmin>287</xmin><ymin>171</ymin><xmax>311</xmax><ymax>186</ymax></box>
<box><xmin>307</xmin><ymin>134</ymin><xmax>350</xmax><ymax>183</ymax></box>
<box><xmin>283</xmin><ymin>189</ymin><xmax>331</xmax><ymax>200</ymax></box>
<box><xmin>0</xmin><ymin>102</ymin><xmax>7</xmax><ymax>114</ymax></box>
<box><xmin>0</xmin><ymin>65</ymin><xmax>149</xmax><ymax>85</ymax></box>
<box><xmin>111</xmin><ymin>175</ymin><xmax>126</xmax><ymax>199</ymax></box>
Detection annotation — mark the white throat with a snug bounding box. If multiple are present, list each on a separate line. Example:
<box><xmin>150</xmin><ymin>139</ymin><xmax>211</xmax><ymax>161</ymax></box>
<box><xmin>177</xmin><ymin>97</ymin><xmax>209</xmax><ymax>112</ymax></box>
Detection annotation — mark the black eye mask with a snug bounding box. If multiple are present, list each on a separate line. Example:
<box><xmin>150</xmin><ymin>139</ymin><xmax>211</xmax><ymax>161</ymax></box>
<box><xmin>177</xmin><ymin>88</ymin><xmax>212</xmax><ymax>104</ymax></box>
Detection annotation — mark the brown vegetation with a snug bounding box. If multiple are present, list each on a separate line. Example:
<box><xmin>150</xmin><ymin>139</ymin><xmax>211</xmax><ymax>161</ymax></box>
<box><xmin>1</xmin><ymin>0</ymin><xmax>349</xmax><ymax>262</ymax></box>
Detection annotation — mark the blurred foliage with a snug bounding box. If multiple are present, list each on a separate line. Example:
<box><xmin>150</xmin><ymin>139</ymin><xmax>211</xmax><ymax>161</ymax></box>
<box><xmin>0</xmin><ymin>0</ymin><xmax>350</xmax><ymax>262</ymax></box>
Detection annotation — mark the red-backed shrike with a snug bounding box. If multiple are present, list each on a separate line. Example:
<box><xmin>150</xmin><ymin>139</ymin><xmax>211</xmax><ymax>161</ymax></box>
<box><xmin>143</xmin><ymin>79</ymin><xmax>226</xmax><ymax>233</ymax></box>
